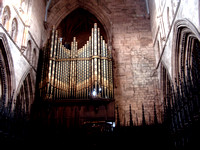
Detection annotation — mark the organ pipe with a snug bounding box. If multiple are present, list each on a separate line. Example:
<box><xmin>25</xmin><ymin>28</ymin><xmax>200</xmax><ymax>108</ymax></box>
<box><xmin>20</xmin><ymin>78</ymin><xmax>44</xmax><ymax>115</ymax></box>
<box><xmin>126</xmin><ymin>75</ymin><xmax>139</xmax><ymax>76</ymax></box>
<box><xmin>40</xmin><ymin>23</ymin><xmax>113</xmax><ymax>100</ymax></box>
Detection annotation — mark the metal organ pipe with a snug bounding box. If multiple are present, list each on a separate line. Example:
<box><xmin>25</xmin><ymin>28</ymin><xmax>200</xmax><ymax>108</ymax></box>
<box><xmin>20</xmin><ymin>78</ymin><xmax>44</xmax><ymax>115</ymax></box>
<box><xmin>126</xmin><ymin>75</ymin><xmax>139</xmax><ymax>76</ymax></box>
<box><xmin>40</xmin><ymin>23</ymin><xmax>113</xmax><ymax>100</ymax></box>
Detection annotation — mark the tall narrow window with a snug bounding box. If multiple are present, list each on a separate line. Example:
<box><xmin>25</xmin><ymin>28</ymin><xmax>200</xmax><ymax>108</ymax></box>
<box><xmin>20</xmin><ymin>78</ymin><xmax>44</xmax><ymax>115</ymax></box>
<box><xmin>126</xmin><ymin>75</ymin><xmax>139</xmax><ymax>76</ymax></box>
<box><xmin>2</xmin><ymin>6</ymin><xmax>11</xmax><ymax>31</ymax></box>
<box><xmin>15</xmin><ymin>73</ymin><xmax>33</xmax><ymax>117</ymax></box>
<box><xmin>26</xmin><ymin>40</ymin><xmax>32</xmax><ymax>61</ymax></box>
<box><xmin>0</xmin><ymin>38</ymin><xmax>14</xmax><ymax>110</ymax></box>
<box><xmin>11</xmin><ymin>18</ymin><xmax>18</xmax><ymax>41</ymax></box>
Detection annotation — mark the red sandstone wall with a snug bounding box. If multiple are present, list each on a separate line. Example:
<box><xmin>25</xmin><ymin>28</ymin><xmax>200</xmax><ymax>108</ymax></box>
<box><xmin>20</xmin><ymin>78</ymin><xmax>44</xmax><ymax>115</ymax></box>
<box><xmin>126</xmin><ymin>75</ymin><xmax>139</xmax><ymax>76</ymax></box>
<box><xmin>106</xmin><ymin>0</ymin><xmax>161</xmax><ymax>126</ymax></box>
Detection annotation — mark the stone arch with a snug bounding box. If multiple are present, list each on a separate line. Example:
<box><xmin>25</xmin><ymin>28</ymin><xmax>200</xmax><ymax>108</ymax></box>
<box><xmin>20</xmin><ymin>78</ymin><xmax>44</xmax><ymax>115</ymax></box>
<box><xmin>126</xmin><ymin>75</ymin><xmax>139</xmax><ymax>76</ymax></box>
<box><xmin>25</xmin><ymin>40</ymin><xmax>32</xmax><ymax>61</ymax></box>
<box><xmin>172</xmin><ymin>19</ymin><xmax>200</xmax><ymax>79</ymax></box>
<box><xmin>57</xmin><ymin>8</ymin><xmax>108</xmax><ymax>49</ymax></box>
<box><xmin>47</xmin><ymin>1</ymin><xmax>112</xmax><ymax>45</ymax></box>
<box><xmin>2</xmin><ymin>5</ymin><xmax>11</xmax><ymax>31</ymax></box>
<box><xmin>0</xmin><ymin>33</ymin><xmax>15</xmax><ymax>109</ymax></box>
<box><xmin>13</xmin><ymin>68</ymin><xmax>35</xmax><ymax>114</ymax></box>
<box><xmin>10</xmin><ymin>18</ymin><xmax>18</xmax><ymax>42</ymax></box>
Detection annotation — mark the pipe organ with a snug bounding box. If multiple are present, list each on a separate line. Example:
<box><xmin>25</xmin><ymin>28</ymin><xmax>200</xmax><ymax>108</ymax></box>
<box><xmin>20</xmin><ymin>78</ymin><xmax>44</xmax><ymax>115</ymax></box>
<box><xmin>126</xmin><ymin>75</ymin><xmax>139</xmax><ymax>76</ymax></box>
<box><xmin>39</xmin><ymin>23</ymin><xmax>113</xmax><ymax>100</ymax></box>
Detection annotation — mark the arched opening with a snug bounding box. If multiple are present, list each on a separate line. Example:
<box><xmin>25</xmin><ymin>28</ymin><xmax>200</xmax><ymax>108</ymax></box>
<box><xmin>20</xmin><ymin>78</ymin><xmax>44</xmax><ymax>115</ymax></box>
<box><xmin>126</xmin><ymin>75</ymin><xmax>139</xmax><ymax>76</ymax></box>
<box><xmin>14</xmin><ymin>73</ymin><xmax>33</xmax><ymax>118</ymax></box>
<box><xmin>2</xmin><ymin>6</ymin><xmax>11</xmax><ymax>31</ymax></box>
<box><xmin>26</xmin><ymin>40</ymin><xmax>32</xmax><ymax>61</ymax></box>
<box><xmin>164</xmin><ymin>20</ymin><xmax>200</xmax><ymax>149</ymax></box>
<box><xmin>0</xmin><ymin>39</ymin><xmax>12</xmax><ymax>110</ymax></box>
<box><xmin>57</xmin><ymin>8</ymin><xmax>108</xmax><ymax>49</ymax></box>
<box><xmin>46</xmin><ymin>1</ymin><xmax>112</xmax><ymax>45</ymax></box>
<box><xmin>0</xmin><ymin>56</ymin><xmax>6</xmax><ymax>109</ymax></box>
<box><xmin>174</xmin><ymin>25</ymin><xmax>200</xmax><ymax>79</ymax></box>
<box><xmin>11</xmin><ymin>18</ymin><xmax>18</xmax><ymax>42</ymax></box>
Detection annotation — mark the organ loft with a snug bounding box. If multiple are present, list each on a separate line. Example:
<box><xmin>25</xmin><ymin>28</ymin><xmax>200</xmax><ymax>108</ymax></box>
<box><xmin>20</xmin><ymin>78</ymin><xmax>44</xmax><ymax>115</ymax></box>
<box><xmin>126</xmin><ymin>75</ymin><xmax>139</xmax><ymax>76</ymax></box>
<box><xmin>0</xmin><ymin>0</ymin><xmax>200</xmax><ymax>149</ymax></box>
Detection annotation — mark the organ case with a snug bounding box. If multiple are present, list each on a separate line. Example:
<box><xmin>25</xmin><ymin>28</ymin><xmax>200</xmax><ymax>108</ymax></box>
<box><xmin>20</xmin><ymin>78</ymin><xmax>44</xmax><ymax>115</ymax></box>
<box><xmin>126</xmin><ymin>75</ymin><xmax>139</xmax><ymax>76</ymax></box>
<box><xmin>39</xmin><ymin>23</ymin><xmax>114</xmax><ymax>100</ymax></box>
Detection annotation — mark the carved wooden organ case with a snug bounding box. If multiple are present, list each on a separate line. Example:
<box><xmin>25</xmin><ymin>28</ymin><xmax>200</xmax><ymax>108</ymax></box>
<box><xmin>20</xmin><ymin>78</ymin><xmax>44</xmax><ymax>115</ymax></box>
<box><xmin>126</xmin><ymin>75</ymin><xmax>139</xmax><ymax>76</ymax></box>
<box><xmin>39</xmin><ymin>23</ymin><xmax>114</xmax><ymax>101</ymax></box>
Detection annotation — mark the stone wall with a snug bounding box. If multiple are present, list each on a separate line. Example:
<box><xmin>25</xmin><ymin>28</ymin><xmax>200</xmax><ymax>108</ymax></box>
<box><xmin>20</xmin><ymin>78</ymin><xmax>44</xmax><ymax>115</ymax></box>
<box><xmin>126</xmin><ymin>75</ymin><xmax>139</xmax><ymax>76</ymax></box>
<box><xmin>108</xmin><ymin>0</ymin><xmax>161</xmax><ymax>126</ymax></box>
<box><xmin>29</xmin><ymin>0</ymin><xmax>46</xmax><ymax>47</ymax></box>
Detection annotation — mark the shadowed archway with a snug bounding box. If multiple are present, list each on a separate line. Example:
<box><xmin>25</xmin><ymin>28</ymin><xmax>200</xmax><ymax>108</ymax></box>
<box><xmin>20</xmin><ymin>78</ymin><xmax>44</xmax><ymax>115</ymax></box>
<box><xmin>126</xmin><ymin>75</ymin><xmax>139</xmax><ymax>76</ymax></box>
<box><xmin>46</xmin><ymin>0</ymin><xmax>112</xmax><ymax>45</ymax></box>
<box><xmin>0</xmin><ymin>33</ymin><xmax>15</xmax><ymax>109</ymax></box>
<box><xmin>57</xmin><ymin>8</ymin><xmax>107</xmax><ymax>49</ymax></box>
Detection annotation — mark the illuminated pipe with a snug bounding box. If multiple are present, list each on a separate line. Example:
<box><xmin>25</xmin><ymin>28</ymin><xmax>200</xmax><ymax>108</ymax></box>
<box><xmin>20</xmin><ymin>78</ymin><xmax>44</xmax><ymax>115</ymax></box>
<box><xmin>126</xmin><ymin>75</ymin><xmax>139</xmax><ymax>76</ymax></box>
<box><xmin>86</xmin><ymin>41</ymin><xmax>89</xmax><ymax>99</ymax></box>
<box><xmin>91</xmin><ymin>27</ymin><xmax>94</xmax><ymax>95</ymax></box>
<box><xmin>58</xmin><ymin>38</ymin><xmax>62</xmax><ymax>99</ymax></box>
<box><xmin>88</xmin><ymin>36</ymin><xmax>92</xmax><ymax>97</ymax></box>
<box><xmin>100</xmin><ymin>36</ymin><xmax>104</xmax><ymax>98</ymax></box>
<box><xmin>60</xmin><ymin>42</ymin><xmax>63</xmax><ymax>98</ymax></box>
<box><xmin>94</xmin><ymin>23</ymin><xmax>98</xmax><ymax>94</ymax></box>
<box><xmin>50</xmin><ymin>29</ymin><xmax>58</xmax><ymax>99</ymax></box>
<box><xmin>97</xmin><ymin>27</ymin><xmax>101</xmax><ymax>96</ymax></box>
<box><xmin>46</xmin><ymin>26</ymin><xmax>55</xmax><ymax>99</ymax></box>
<box><xmin>105</xmin><ymin>43</ymin><xmax>109</xmax><ymax>98</ymax></box>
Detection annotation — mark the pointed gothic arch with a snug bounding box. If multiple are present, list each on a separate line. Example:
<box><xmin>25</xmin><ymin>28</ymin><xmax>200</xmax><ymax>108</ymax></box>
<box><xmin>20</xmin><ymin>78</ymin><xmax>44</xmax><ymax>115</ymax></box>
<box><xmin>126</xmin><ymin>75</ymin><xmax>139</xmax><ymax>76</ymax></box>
<box><xmin>10</xmin><ymin>18</ymin><xmax>18</xmax><ymax>42</ymax></box>
<box><xmin>2</xmin><ymin>5</ymin><xmax>11</xmax><ymax>31</ymax></box>
<box><xmin>57</xmin><ymin>8</ymin><xmax>108</xmax><ymax>49</ymax></box>
<box><xmin>172</xmin><ymin>19</ymin><xmax>200</xmax><ymax>79</ymax></box>
<box><xmin>0</xmin><ymin>33</ymin><xmax>15</xmax><ymax>109</ymax></box>
<box><xmin>47</xmin><ymin>2</ymin><xmax>112</xmax><ymax>45</ymax></box>
<box><xmin>13</xmin><ymin>68</ymin><xmax>35</xmax><ymax>115</ymax></box>
<box><xmin>25</xmin><ymin>40</ymin><xmax>32</xmax><ymax>61</ymax></box>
